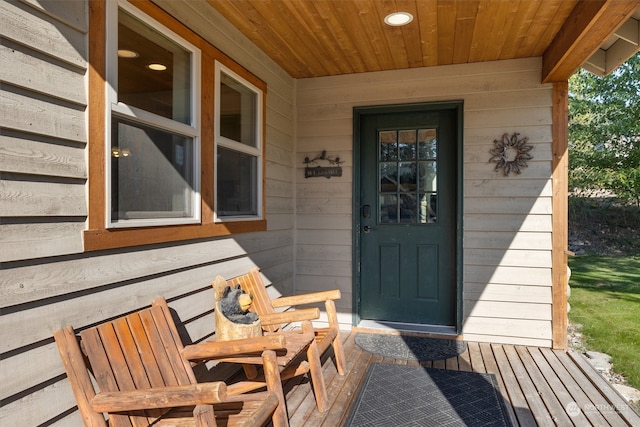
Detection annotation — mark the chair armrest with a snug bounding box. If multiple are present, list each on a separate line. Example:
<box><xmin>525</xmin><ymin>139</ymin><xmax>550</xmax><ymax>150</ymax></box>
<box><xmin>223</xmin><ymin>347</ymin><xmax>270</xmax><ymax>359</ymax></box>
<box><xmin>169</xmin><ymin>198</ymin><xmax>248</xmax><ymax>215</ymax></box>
<box><xmin>271</xmin><ymin>290</ymin><xmax>341</xmax><ymax>308</ymax></box>
<box><xmin>181</xmin><ymin>334</ymin><xmax>286</xmax><ymax>361</ymax></box>
<box><xmin>258</xmin><ymin>308</ymin><xmax>320</xmax><ymax>326</ymax></box>
<box><xmin>90</xmin><ymin>382</ymin><xmax>227</xmax><ymax>412</ymax></box>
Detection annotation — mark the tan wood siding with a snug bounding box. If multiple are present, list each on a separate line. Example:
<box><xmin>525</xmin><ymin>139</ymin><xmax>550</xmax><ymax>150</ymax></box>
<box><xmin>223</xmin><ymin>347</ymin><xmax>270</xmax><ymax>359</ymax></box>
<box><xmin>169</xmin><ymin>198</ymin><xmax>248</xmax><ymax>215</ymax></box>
<box><xmin>0</xmin><ymin>0</ymin><xmax>88</xmax><ymax>265</ymax></box>
<box><xmin>296</xmin><ymin>57</ymin><xmax>554</xmax><ymax>346</ymax></box>
<box><xmin>0</xmin><ymin>1</ymin><xmax>296</xmax><ymax>426</ymax></box>
<box><xmin>0</xmin><ymin>133</ymin><xmax>86</xmax><ymax>179</ymax></box>
<box><xmin>0</xmin><ymin>0</ymin><xmax>86</xmax><ymax>67</ymax></box>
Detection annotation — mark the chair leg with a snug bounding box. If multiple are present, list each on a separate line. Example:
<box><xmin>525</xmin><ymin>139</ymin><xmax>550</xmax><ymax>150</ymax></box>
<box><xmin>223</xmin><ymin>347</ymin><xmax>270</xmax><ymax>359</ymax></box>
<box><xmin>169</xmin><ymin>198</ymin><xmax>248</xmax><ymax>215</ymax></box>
<box><xmin>262</xmin><ymin>350</ymin><xmax>289</xmax><ymax>427</ymax></box>
<box><xmin>303</xmin><ymin>322</ymin><xmax>329</xmax><ymax>412</ymax></box>
<box><xmin>332</xmin><ymin>333</ymin><xmax>347</xmax><ymax>376</ymax></box>
<box><xmin>325</xmin><ymin>300</ymin><xmax>346</xmax><ymax>375</ymax></box>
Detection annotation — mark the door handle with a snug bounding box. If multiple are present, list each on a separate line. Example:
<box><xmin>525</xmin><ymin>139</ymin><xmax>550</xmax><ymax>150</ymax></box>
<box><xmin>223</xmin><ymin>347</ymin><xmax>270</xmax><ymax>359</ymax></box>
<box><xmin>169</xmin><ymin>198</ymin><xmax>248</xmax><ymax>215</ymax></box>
<box><xmin>362</xmin><ymin>205</ymin><xmax>371</xmax><ymax>219</ymax></box>
<box><xmin>363</xmin><ymin>225</ymin><xmax>372</xmax><ymax>233</ymax></box>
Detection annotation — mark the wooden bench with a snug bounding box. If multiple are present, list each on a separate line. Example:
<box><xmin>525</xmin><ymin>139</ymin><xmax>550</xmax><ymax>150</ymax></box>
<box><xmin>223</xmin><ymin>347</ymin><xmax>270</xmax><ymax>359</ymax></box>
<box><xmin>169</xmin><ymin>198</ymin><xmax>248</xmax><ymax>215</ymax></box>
<box><xmin>224</xmin><ymin>268</ymin><xmax>347</xmax><ymax>412</ymax></box>
<box><xmin>54</xmin><ymin>297</ymin><xmax>286</xmax><ymax>427</ymax></box>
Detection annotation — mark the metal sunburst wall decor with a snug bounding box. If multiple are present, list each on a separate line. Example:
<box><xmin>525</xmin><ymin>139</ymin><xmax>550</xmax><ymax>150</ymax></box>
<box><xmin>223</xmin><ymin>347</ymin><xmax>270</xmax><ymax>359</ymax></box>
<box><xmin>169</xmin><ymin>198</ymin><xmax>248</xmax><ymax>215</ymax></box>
<box><xmin>489</xmin><ymin>132</ymin><xmax>534</xmax><ymax>176</ymax></box>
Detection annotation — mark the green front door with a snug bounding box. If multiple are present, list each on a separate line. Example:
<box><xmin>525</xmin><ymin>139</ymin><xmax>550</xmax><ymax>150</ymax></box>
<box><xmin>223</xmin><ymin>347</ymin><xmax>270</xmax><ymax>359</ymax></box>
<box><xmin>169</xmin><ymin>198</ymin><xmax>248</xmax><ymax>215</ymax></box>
<box><xmin>356</xmin><ymin>103</ymin><xmax>460</xmax><ymax>326</ymax></box>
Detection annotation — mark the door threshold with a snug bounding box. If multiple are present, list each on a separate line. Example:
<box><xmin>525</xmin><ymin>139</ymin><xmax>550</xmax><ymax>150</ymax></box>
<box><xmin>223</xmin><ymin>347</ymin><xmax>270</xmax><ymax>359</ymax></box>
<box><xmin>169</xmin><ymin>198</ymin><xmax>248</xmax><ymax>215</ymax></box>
<box><xmin>354</xmin><ymin>320</ymin><xmax>462</xmax><ymax>340</ymax></box>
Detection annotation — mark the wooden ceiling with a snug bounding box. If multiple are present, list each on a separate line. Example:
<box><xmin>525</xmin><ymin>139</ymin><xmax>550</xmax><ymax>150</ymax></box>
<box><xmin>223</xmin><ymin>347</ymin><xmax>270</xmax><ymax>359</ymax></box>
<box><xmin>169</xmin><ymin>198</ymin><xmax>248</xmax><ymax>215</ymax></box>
<box><xmin>206</xmin><ymin>0</ymin><xmax>640</xmax><ymax>82</ymax></box>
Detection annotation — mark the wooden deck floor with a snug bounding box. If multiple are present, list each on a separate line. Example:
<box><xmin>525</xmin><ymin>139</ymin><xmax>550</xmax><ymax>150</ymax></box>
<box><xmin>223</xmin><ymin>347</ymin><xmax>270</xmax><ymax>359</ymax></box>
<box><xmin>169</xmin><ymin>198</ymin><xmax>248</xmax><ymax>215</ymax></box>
<box><xmin>279</xmin><ymin>332</ymin><xmax>640</xmax><ymax>427</ymax></box>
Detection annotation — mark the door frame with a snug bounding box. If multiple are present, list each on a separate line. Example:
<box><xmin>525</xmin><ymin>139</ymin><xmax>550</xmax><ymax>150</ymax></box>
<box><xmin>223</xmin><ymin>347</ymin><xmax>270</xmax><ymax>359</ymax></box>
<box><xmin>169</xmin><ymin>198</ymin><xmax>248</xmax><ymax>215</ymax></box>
<box><xmin>352</xmin><ymin>101</ymin><xmax>464</xmax><ymax>333</ymax></box>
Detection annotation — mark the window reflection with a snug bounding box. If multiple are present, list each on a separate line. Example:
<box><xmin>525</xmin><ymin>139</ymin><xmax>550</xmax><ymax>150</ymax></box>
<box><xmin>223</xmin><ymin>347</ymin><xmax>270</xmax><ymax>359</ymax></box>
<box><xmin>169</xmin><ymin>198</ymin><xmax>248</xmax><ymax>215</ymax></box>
<box><xmin>111</xmin><ymin>118</ymin><xmax>194</xmax><ymax>221</ymax></box>
<box><xmin>378</xmin><ymin>128</ymin><xmax>437</xmax><ymax>224</ymax></box>
<box><xmin>118</xmin><ymin>9</ymin><xmax>191</xmax><ymax>123</ymax></box>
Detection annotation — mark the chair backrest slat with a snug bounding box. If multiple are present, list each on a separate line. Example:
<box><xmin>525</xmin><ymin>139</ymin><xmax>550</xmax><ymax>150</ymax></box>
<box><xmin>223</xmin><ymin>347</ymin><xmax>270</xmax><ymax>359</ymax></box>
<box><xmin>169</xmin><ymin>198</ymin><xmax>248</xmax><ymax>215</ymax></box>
<box><xmin>228</xmin><ymin>268</ymin><xmax>281</xmax><ymax>333</ymax></box>
<box><xmin>112</xmin><ymin>316</ymin><xmax>153</xmax><ymax>390</ymax></box>
<box><xmin>149</xmin><ymin>301</ymin><xmax>197</xmax><ymax>384</ymax></box>
<box><xmin>137</xmin><ymin>308</ymin><xmax>182</xmax><ymax>386</ymax></box>
<box><xmin>125</xmin><ymin>312</ymin><xmax>167</xmax><ymax>388</ymax></box>
<box><xmin>113</xmin><ymin>315</ymin><xmax>170</xmax><ymax>424</ymax></box>
<box><xmin>76</xmin><ymin>300</ymin><xmax>197</xmax><ymax>426</ymax></box>
<box><xmin>80</xmin><ymin>324</ymin><xmax>146</xmax><ymax>427</ymax></box>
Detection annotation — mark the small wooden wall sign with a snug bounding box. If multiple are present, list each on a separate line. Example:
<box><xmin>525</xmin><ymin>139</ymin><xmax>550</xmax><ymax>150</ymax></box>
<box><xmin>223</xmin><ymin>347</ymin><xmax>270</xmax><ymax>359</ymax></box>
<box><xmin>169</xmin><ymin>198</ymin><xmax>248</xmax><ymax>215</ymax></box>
<box><xmin>304</xmin><ymin>150</ymin><xmax>343</xmax><ymax>179</ymax></box>
<box><xmin>305</xmin><ymin>166</ymin><xmax>342</xmax><ymax>178</ymax></box>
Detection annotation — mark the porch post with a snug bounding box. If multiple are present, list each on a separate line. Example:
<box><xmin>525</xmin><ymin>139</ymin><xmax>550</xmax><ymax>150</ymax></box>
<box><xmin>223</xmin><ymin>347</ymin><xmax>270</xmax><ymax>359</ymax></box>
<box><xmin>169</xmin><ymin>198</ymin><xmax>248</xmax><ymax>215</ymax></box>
<box><xmin>552</xmin><ymin>81</ymin><xmax>569</xmax><ymax>350</ymax></box>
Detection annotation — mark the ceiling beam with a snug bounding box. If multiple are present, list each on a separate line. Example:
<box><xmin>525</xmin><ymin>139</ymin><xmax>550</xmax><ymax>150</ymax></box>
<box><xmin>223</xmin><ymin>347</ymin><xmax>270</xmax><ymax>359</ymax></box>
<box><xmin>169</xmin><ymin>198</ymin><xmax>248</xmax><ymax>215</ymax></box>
<box><xmin>542</xmin><ymin>0</ymin><xmax>640</xmax><ymax>83</ymax></box>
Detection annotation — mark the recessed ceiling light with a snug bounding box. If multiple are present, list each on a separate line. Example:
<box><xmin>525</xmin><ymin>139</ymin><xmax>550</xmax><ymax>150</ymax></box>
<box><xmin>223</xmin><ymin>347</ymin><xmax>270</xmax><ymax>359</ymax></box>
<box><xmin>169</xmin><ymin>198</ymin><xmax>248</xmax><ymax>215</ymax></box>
<box><xmin>384</xmin><ymin>12</ymin><xmax>413</xmax><ymax>27</ymax></box>
<box><xmin>117</xmin><ymin>49</ymin><xmax>139</xmax><ymax>58</ymax></box>
<box><xmin>147</xmin><ymin>63</ymin><xmax>167</xmax><ymax>71</ymax></box>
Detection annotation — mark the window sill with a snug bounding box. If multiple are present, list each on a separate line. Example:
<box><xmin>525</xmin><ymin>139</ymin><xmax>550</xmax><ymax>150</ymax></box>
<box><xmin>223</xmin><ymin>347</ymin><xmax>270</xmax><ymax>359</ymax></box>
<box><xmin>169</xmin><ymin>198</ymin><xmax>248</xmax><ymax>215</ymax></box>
<box><xmin>83</xmin><ymin>220</ymin><xmax>267</xmax><ymax>251</ymax></box>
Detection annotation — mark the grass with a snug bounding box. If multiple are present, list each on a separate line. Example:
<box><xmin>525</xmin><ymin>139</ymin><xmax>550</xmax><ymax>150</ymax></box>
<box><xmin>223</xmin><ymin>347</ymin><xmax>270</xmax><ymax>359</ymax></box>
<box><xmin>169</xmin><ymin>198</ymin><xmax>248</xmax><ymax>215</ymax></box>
<box><xmin>568</xmin><ymin>254</ymin><xmax>640</xmax><ymax>390</ymax></box>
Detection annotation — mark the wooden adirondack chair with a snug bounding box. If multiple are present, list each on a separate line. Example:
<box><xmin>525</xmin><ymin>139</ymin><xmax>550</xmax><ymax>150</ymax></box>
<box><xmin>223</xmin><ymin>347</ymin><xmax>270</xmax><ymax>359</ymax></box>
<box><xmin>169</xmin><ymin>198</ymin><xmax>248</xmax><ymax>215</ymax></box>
<box><xmin>223</xmin><ymin>268</ymin><xmax>347</xmax><ymax>412</ymax></box>
<box><xmin>54</xmin><ymin>297</ymin><xmax>287</xmax><ymax>427</ymax></box>
<box><xmin>207</xmin><ymin>275</ymin><xmax>326</xmax><ymax>413</ymax></box>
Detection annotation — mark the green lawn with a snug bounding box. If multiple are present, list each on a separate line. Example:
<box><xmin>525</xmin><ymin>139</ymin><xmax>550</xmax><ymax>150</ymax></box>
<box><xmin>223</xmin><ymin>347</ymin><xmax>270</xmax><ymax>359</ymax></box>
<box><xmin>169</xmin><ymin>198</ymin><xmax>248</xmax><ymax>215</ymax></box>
<box><xmin>568</xmin><ymin>254</ymin><xmax>640</xmax><ymax>390</ymax></box>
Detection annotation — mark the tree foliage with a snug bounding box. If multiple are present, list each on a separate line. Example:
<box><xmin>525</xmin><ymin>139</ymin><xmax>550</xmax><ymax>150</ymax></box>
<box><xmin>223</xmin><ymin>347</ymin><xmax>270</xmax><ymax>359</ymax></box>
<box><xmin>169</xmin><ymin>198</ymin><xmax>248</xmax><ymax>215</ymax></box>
<box><xmin>568</xmin><ymin>52</ymin><xmax>640</xmax><ymax>205</ymax></box>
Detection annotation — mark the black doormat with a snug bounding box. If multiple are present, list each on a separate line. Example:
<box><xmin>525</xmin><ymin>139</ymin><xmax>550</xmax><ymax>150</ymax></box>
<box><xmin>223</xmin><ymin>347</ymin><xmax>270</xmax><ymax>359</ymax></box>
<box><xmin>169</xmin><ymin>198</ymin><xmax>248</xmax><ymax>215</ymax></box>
<box><xmin>355</xmin><ymin>333</ymin><xmax>467</xmax><ymax>361</ymax></box>
<box><xmin>343</xmin><ymin>363</ymin><xmax>511</xmax><ymax>427</ymax></box>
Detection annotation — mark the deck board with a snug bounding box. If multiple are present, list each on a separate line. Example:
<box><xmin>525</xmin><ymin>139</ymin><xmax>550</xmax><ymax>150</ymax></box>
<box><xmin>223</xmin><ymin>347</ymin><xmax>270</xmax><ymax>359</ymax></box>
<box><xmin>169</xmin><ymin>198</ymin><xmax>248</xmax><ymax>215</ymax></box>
<box><xmin>504</xmin><ymin>345</ymin><xmax>555</xmax><ymax>426</ymax></box>
<box><xmin>553</xmin><ymin>349</ymin><xmax>628</xmax><ymax>427</ymax></box>
<box><xmin>492</xmin><ymin>344</ymin><xmax>538</xmax><ymax>427</ymax></box>
<box><xmin>568</xmin><ymin>350</ymin><xmax>640</xmax><ymax>426</ymax></box>
<box><xmin>479</xmin><ymin>342</ymin><xmax>520</xmax><ymax>427</ymax></box>
<box><xmin>528</xmin><ymin>346</ymin><xmax>591</xmax><ymax>426</ymax></box>
<box><xmin>280</xmin><ymin>333</ymin><xmax>639</xmax><ymax>426</ymax></box>
<box><xmin>516</xmin><ymin>345</ymin><xmax>575</xmax><ymax>426</ymax></box>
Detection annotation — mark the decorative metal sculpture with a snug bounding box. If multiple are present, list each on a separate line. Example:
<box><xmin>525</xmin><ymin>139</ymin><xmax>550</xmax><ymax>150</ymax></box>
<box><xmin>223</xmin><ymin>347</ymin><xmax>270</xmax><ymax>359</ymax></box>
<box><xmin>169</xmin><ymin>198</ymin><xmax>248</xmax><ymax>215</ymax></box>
<box><xmin>489</xmin><ymin>132</ymin><xmax>533</xmax><ymax>176</ymax></box>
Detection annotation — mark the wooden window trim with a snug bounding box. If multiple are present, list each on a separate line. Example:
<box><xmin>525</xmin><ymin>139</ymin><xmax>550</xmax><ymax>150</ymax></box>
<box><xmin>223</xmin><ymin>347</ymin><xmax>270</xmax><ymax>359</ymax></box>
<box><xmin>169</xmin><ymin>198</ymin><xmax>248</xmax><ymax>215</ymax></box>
<box><xmin>85</xmin><ymin>0</ymin><xmax>266</xmax><ymax>251</ymax></box>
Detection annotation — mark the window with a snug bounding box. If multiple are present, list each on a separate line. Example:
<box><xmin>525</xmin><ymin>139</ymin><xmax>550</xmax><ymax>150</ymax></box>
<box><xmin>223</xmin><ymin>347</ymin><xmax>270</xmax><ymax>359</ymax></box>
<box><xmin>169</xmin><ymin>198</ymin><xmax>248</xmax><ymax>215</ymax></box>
<box><xmin>108</xmin><ymin>3</ymin><xmax>200</xmax><ymax>227</ymax></box>
<box><xmin>85</xmin><ymin>0</ymin><xmax>266</xmax><ymax>250</ymax></box>
<box><xmin>215</xmin><ymin>64</ymin><xmax>263</xmax><ymax>219</ymax></box>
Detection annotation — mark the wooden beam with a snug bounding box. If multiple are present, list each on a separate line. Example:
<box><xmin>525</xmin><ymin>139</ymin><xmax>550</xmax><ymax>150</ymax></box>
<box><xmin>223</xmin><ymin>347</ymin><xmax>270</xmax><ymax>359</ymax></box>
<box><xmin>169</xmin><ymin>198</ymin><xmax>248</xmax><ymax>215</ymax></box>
<box><xmin>542</xmin><ymin>0</ymin><xmax>640</xmax><ymax>83</ymax></box>
<box><xmin>87</xmin><ymin>0</ymin><xmax>106</xmax><ymax>230</ymax></box>
<box><xmin>551</xmin><ymin>82</ymin><xmax>569</xmax><ymax>350</ymax></box>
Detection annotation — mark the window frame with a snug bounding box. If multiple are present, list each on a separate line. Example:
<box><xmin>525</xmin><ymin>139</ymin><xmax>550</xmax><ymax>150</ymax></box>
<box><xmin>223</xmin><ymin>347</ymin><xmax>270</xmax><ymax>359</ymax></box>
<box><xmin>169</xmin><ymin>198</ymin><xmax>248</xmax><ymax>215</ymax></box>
<box><xmin>85</xmin><ymin>0</ymin><xmax>267</xmax><ymax>251</ymax></box>
<box><xmin>106</xmin><ymin>1</ymin><xmax>202</xmax><ymax>228</ymax></box>
<box><xmin>214</xmin><ymin>61</ymin><xmax>264</xmax><ymax>222</ymax></box>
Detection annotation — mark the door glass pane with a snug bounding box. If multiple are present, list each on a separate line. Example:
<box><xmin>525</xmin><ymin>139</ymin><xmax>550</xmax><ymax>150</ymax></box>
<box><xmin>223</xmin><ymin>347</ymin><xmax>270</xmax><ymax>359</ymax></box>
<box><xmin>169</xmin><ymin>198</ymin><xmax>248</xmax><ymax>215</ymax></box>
<box><xmin>418</xmin><ymin>129</ymin><xmax>437</xmax><ymax>159</ymax></box>
<box><xmin>418</xmin><ymin>161</ymin><xmax>437</xmax><ymax>192</ymax></box>
<box><xmin>399</xmin><ymin>194</ymin><xmax>417</xmax><ymax>223</ymax></box>
<box><xmin>220</xmin><ymin>73</ymin><xmax>257</xmax><ymax>147</ymax></box>
<box><xmin>379</xmin><ymin>131</ymin><xmax>397</xmax><ymax>161</ymax></box>
<box><xmin>380</xmin><ymin>194</ymin><xmax>397</xmax><ymax>223</ymax></box>
<box><xmin>111</xmin><ymin>118</ymin><xmax>194</xmax><ymax>222</ymax></box>
<box><xmin>398</xmin><ymin>162</ymin><xmax>416</xmax><ymax>190</ymax></box>
<box><xmin>398</xmin><ymin>129</ymin><xmax>416</xmax><ymax>160</ymax></box>
<box><xmin>378</xmin><ymin>128</ymin><xmax>438</xmax><ymax>224</ymax></box>
<box><xmin>380</xmin><ymin>162</ymin><xmax>398</xmax><ymax>192</ymax></box>
<box><xmin>118</xmin><ymin>9</ymin><xmax>191</xmax><ymax>124</ymax></box>
<box><xmin>419</xmin><ymin>193</ymin><xmax>437</xmax><ymax>223</ymax></box>
<box><xmin>217</xmin><ymin>147</ymin><xmax>258</xmax><ymax>216</ymax></box>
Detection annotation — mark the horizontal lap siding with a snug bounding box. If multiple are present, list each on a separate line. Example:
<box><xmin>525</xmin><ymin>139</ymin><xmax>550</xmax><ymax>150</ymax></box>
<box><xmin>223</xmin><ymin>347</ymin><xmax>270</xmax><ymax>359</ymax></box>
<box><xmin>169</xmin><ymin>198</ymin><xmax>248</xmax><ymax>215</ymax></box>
<box><xmin>296</xmin><ymin>57</ymin><xmax>553</xmax><ymax>345</ymax></box>
<box><xmin>0</xmin><ymin>1</ymin><xmax>295</xmax><ymax>426</ymax></box>
<box><xmin>1</xmin><ymin>0</ymin><xmax>88</xmax><ymax>264</ymax></box>
<box><xmin>462</xmin><ymin>60</ymin><xmax>553</xmax><ymax>346</ymax></box>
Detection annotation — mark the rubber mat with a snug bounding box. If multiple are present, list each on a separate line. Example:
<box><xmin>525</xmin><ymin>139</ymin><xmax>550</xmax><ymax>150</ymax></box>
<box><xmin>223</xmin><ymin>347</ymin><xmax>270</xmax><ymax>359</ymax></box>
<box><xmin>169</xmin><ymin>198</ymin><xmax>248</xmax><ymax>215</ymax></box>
<box><xmin>355</xmin><ymin>333</ymin><xmax>467</xmax><ymax>361</ymax></box>
<box><xmin>344</xmin><ymin>363</ymin><xmax>511</xmax><ymax>427</ymax></box>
